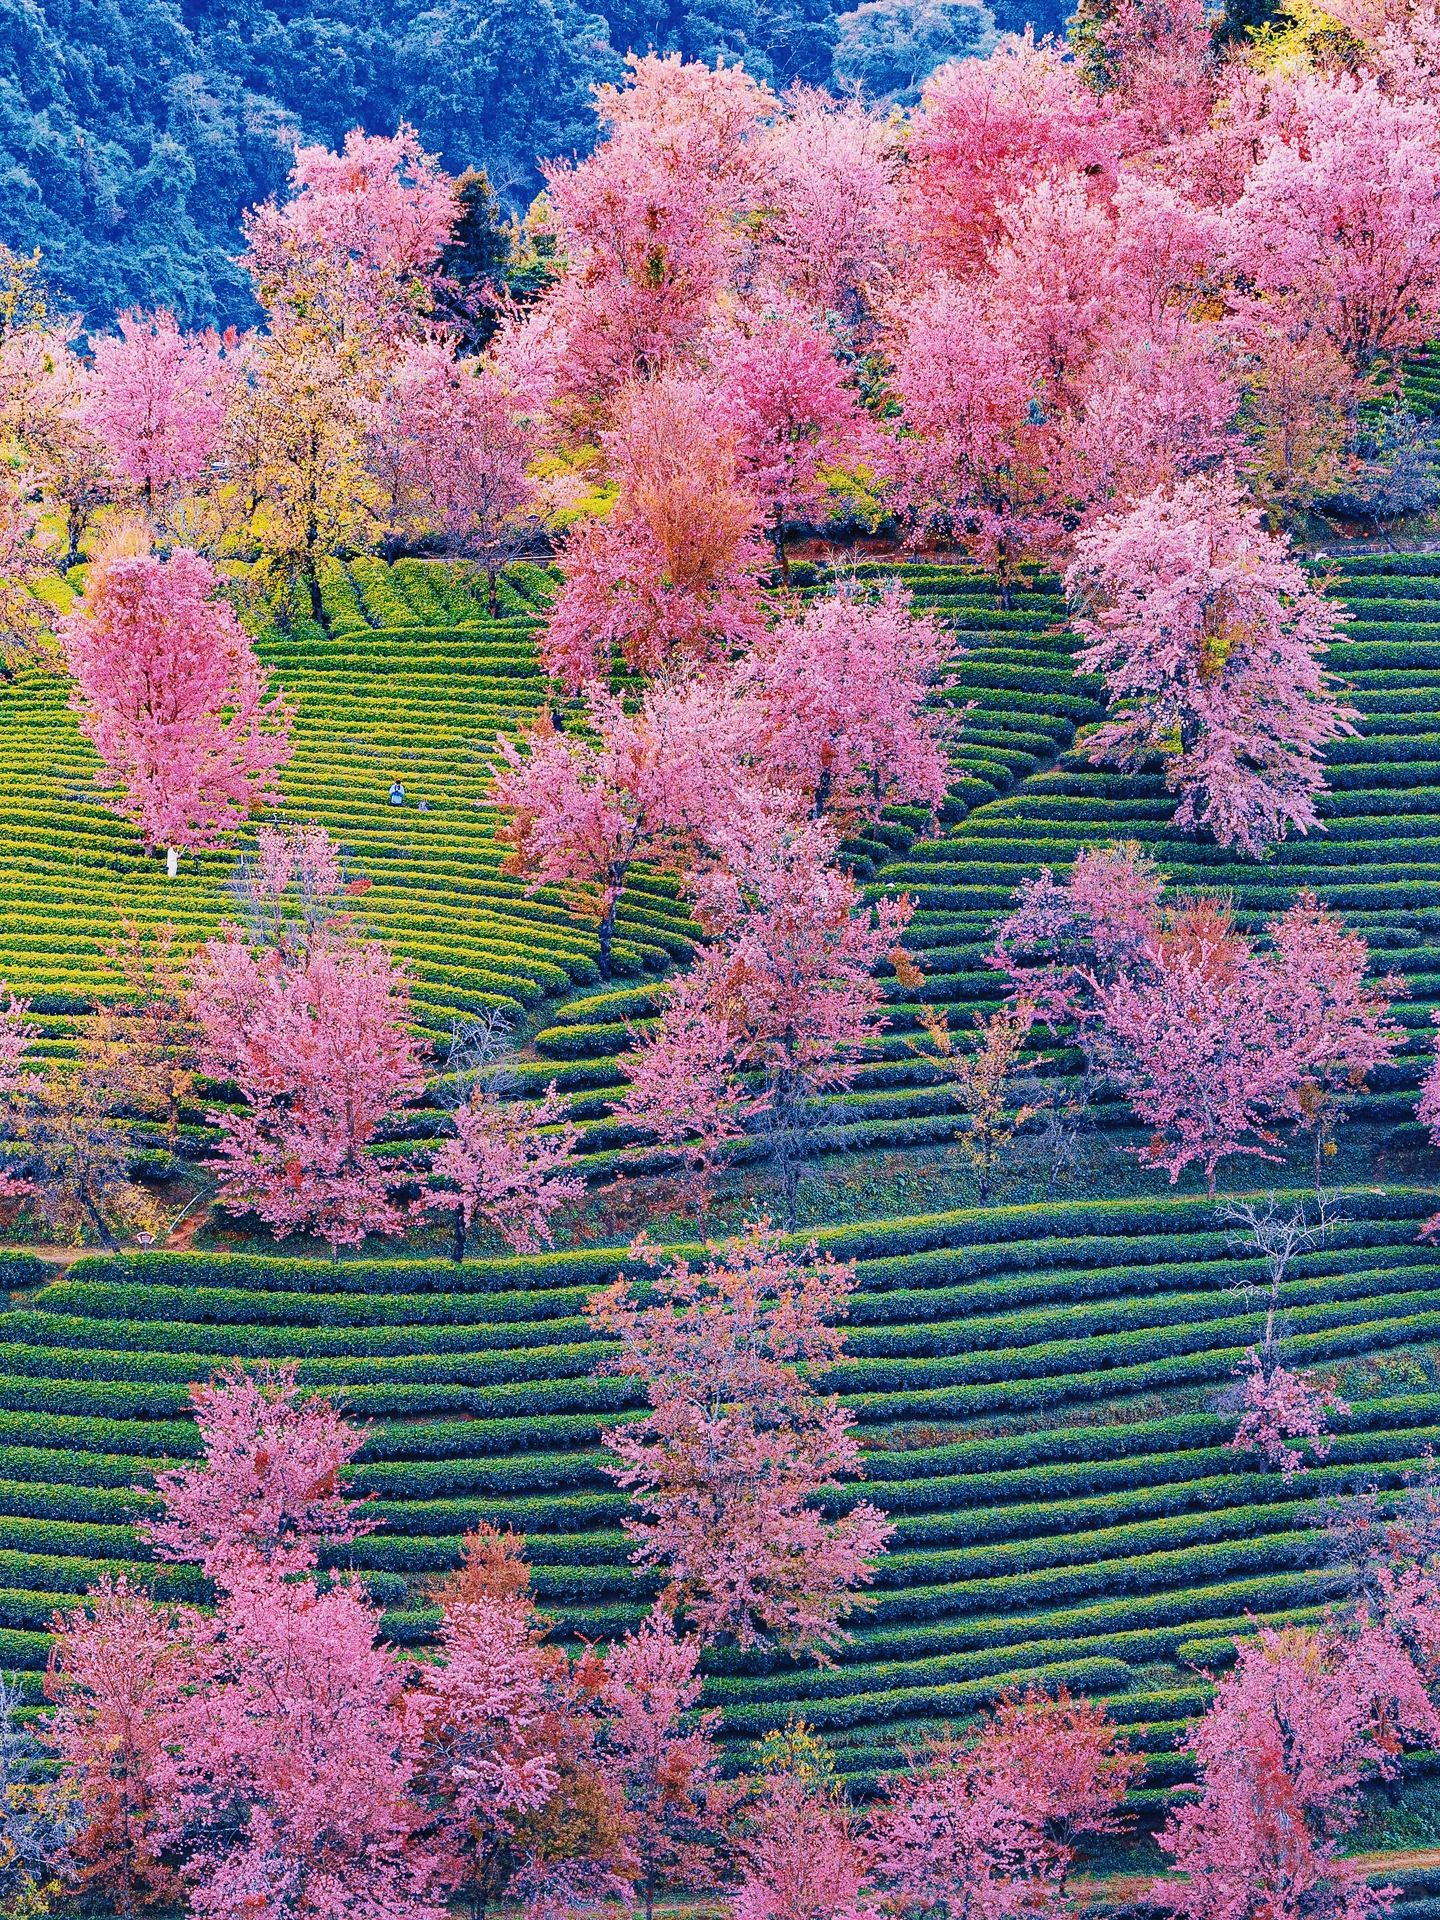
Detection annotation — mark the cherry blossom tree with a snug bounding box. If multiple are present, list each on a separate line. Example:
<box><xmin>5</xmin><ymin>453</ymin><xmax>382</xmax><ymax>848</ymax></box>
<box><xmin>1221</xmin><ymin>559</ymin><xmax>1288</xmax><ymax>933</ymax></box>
<box><xmin>365</xmin><ymin>338</ymin><xmax>539</xmax><ymax>606</ymax></box>
<box><xmin>990</xmin><ymin>840</ymin><xmax>1165</xmax><ymax>1033</ymax></box>
<box><xmin>1093</xmin><ymin>896</ymin><xmax>1314</xmax><ymax>1192</ymax></box>
<box><xmin>0</xmin><ymin>987</ymin><xmax>34</xmax><ymax>1213</ymax></box>
<box><xmin>228</xmin><ymin>821</ymin><xmax>354</xmax><ymax>960</ymax></box>
<box><xmin>140</xmin><ymin>1362</ymin><xmax>374</xmax><ymax>1582</ymax></box>
<box><xmin>84</xmin><ymin>311</ymin><xmax>237</xmax><ymax>516</ymax></box>
<box><xmin>736</xmin><ymin>585</ymin><xmax>953</xmax><ymax>827</ymax></box>
<box><xmin>732</xmin><ymin>1766</ymin><xmax>870</xmax><ymax>1920</ymax></box>
<box><xmin>426</xmin><ymin>1080</ymin><xmax>583</xmax><ymax>1261</ymax></box>
<box><xmin>903</xmin><ymin>39</ymin><xmax>1115</xmax><ymax>276</ymax></box>
<box><xmin>888</xmin><ymin>278</ymin><xmax>1059</xmax><ymax>604</ymax></box>
<box><xmin>1058</xmin><ymin>325</ymin><xmax>1238</xmax><ymax>520</ymax></box>
<box><xmin>753</xmin><ymin>89</ymin><xmax>899</xmax><ymax>322</ymax></box>
<box><xmin>159</xmin><ymin>1569</ymin><xmax>443</xmax><ymax>1920</ymax></box>
<box><xmin>588</xmin><ymin>1219</ymin><xmax>892</xmax><ymax>1657</ymax></box>
<box><xmin>5</xmin><ymin>322</ymin><xmax>116</xmax><ymax>565</ymax></box>
<box><xmin>705</xmin><ymin>304</ymin><xmax>875</xmax><ymax>580</ymax></box>
<box><xmin>995</xmin><ymin>855</ymin><xmax>1401</xmax><ymax>1191</ymax></box>
<box><xmin>1066</xmin><ymin>474</ymin><xmax>1355</xmax><ymax>856</ymax></box>
<box><xmin>43</xmin><ymin>1576</ymin><xmax>192</xmax><ymax>1920</ymax></box>
<box><xmin>1071</xmin><ymin>0</ymin><xmax>1216</xmax><ymax>146</ymax></box>
<box><xmin>495</xmin><ymin>680</ymin><xmax>753</xmax><ymax>975</ymax></box>
<box><xmin>597</xmin><ymin>1606</ymin><xmax>726</xmax><ymax>1920</ymax></box>
<box><xmin>244</xmin><ymin>125</ymin><xmax>459</xmax><ymax>347</ymax></box>
<box><xmin>0</xmin><ymin>464</ymin><xmax>58</xmax><ymax>675</ymax></box>
<box><xmin>188</xmin><ymin>932</ymin><xmax>425</xmax><ymax>1253</ymax></box>
<box><xmin>628</xmin><ymin>808</ymin><xmax>912</xmax><ymax>1217</ymax></box>
<box><xmin>423</xmin><ymin>1527</ymin><xmax>630</xmax><ymax>1917</ymax></box>
<box><xmin>1230</xmin><ymin>76</ymin><xmax>1440</xmax><ymax>375</ymax></box>
<box><xmin>1222</xmin><ymin>1196</ymin><xmax>1349</xmax><ymax>1479</ymax></box>
<box><xmin>1234</xmin><ymin>1358</ymin><xmax>1348</xmax><ymax>1480</ymax></box>
<box><xmin>61</xmin><ymin>549</ymin><xmax>293</xmax><ymax>861</ymax></box>
<box><xmin>48</xmin><ymin>1371</ymin><xmax>448</xmax><ymax>1920</ymax></box>
<box><xmin>417</xmin><ymin>1595</ymin><xmax>564</xmax><ymax>1914</ymax></box>
<box><xmin>1156</xmin><ymin>1624</ymin><xmax>1438</xmax><ymax>1920</ymax></box>
<box><xmin>539</xmin><ymin>55</ymin><xmax>774</xmax><ymax>411</ymax></box>
<box><xmin>869</xmin><ymin>1690</ymin><xmax>1139</xmax><ymax>1915</ymax></box>
<box><xmin>988</xmin><ymin>172</ymin><xmax>1119</xmax><ymax>399</ymax></box>
<box><xmin>541</xmin><ymin>376</ymin><xmax>768</xmax><ymax>690</ymax></box>
<box><xmin>613</xmin><ymin>974</ymin><xmax>758</xmax><ymax>1212</ymax></box>
<box><xmin>1268</xmin><ymin>892</ymin><xmax>1403</xmax><ymax>1188</ymax></box>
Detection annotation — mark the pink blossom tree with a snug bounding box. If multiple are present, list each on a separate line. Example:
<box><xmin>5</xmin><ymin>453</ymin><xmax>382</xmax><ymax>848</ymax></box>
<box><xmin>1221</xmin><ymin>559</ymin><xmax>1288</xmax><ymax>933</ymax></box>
<box><xmin>159</xmin><ymin>1569</ymin><xmax>443</xmax><ymax>1920</ymax></box>
<box><xmin>49</xmin><ymin>1368</ymin><xmax>446</xmax><ymax>1920</ymax></box>
<box><xmin>613</xmin><ymin>972</ymin><xmax>758</xmax><ymax>1212</ymax></box>
<box><xmin>705</xmin><ymin>303</ymin><xmax>875</xmax><ymax>581</ymax></box>
<box><xmin>230</xmin><ymin>821</ymin><xmax>355</xmax><ymax>960</ymax></box>
<box><xmin>61</xmin><ymin>549</ymin><xmax>293</xmax><ymax>862</ymax></box>
<box><xmin>736</xmin><ymin>584</ymin><xmax>953</xmax><ymax>828</ymax></box>
<box><xmin>539</xmin><ymin>55</ymin><xmax>774</xmax><ymax>410</ymax></box>
<box><xmin>140</xmin><ymin>1362</ymin><xmax>374</xmax><ymax>1582</ymax></box>
<box><xmin>0</xmin><ymin>463</ymin><xmax>59</xmax><ymax>675</ymax></box>
<box><xmin>84</xmin><ymin>310</ymin><xmax>237</xmax><ymax>516</ymax></box>
<box><xmin>1222</xmin><ymin>1195</ymin><xmax>1350</xmax><ymax>1479</ymax></box>
<box><xmin>732</xmin><ymin>1767</ymin><xmax>870</xmax><ymax>1920</ymax></box>
<box><xmin>426</xmin><ymin>1080</ymin><xmax>584</xmax><ymax>1261</ymax></box>
<box><xmin>244</xmin><ymin>125</ymin><xmax>459</xmax><ymax>346</ymax></box>
<box><xmin>1233</xmin><ymin>1358</ymin><xmax>1348</xmax><ymax>1480</ymax></box>
<box><xmin>1093</xmin><ymin>896</ymin><xmax>1324</xmax><ymax>1192</ymax></box>
<box><xmin>188</xmin><ymin>933</ymin><xmax>425</xmax><ymax>1253</ymax></box>
<box><xmin>903</xmin><ymin>39</ymin><xmax>1115</xmax><ymax>277</ymax></box>
<box><xmin>597</xmin><ymin>1605</ymin><xmax>726</xmax><ymax>1920</ymax></box>
<box><xmin>868</xmin><ymin>1690</ymin><xmax>1139</xmax><ymax>1914</ymax></box>
<box><xmin>4</xmin><ymin>321</ymin><xmax>116</xmax><ymax>565</ymax></box>
<box><xmin>994</xmin><ymin>858</ymin><xmax>1399</xmax><ymax>1191</ymax></box>
<box><xmin>753</xmin><ymin>89</ymin><xmax>899</xmax><ymax>321</ymax></box>
<box><xmin>417</xmin><ymin>1594</ymin><xmax>565</xmax><ymax>1915</ymax></box>
<box><xmin>987</xmin><ymin>171</ymin><xmax>1119</xmax><ymax>399</ymax></box>
<box><xmin>422</xmin><ymin>1525</ymin><xmax>632</xmax><ymax>1917</ymax></box>
<box><xmin>365</xmin><ymin>338</ymin><xmax>539</xmax><ymax>607</ymax></box>
<box><xmin>990</xmin><ymin>840</ymin><xmax>1165</xmax><ymax>1032</ymax></box>
<box><xmin>1268</xmin><ymin>892</ymin><xmax>1403</xmax><ymax>1188</ymax></box>
<box><xmin>493</xmin><ymin>681</ymin><xmax>753</xmax><ymax>977</ymax></box>
<box><xmin>1230</xmin><ymin>76</ymin><xmax>1440</xmax><ymax>375</ymax></box>
<box><xmin>541</xmin><ymin>375</ymin><xmax>769</xmax><ymax>690</ymax></box>
<box><xmin>887</xmin><ymin>278</ymin><xmax>1059</xmax><ymax>604</ymax></box>
<box><xmin>624</xmin><ymin>808</ymin><xmax>913</xmax><ymax>1216</ymax></box>
<box><xmin>0</xmin><ymin>987</ymin><xmax>34</xmax><ymax>1213</ymax></box>
<box><xmin>1066</xmin><ymin>474</ymin><xmax>1355</xmax><ymax>856</ymax></box>
<box><xmin>588</xmin><ymin>1219</ymin><xmax>892</xmax><ymax>1657</ymax></box>
<box><xmin>43</xmin><ymin>1575</ymin><xmax>193</xmax><ymax>1919</ymax></box>
<box><xmin>1156</xmin><ymin>1623</ymin><xmax>1438</xmax><ymax>1920</ymax></box>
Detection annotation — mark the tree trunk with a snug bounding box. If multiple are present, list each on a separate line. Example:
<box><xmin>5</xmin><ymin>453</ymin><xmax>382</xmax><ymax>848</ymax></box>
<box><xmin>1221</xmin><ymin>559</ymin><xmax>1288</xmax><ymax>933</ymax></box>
<box><xmin>487</xmin><ymin>566</ymin><xmax>499</xmax><ymax>618</ymax></box>
<box><xmin>597</xmin><ymin>902</ymin><xmax>616</xmax><ymax>980</ymax></box>
<box><xmin>82</xmin><ymin>1189</ymin><xmax>118</xmax><ymax>1250</ymax></box>
<box><xmin>452</xmin><ymin>1210</ymin><xmax>467</xmax><ymax>1265</ymax></box>
<box><xmin>774</xmin><ymin>520</ymin><xmax>791</xmax><ymax>589</ymax></box>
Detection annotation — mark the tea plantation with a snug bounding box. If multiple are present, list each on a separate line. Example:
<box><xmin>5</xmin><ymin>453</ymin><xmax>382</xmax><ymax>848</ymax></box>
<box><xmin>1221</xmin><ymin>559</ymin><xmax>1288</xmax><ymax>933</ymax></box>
<box><xmin>2</xmin><ymin>547</ymin><xmax>1440</xmax><ymax>1816</ymax></box>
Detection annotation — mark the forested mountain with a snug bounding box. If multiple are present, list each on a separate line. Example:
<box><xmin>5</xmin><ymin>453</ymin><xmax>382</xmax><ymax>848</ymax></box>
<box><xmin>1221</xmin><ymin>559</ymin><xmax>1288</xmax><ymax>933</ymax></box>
<box><xmin>0</xmin><ymin>0</ymin><xmax>1051</xmax><ymax>327</ymax></box>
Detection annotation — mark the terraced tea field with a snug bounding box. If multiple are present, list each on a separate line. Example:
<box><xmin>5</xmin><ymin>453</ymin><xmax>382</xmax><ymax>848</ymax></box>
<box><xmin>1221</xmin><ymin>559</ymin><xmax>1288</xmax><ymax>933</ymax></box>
<box><xmin>3</xmin><ymin>545</ymin><xmax>1440</xmax><ymax>1811</ymax></box>
<box><xmin>0</xmin><ymin>557</ymin><xmax>690</xmax><ymax>1065</ymax></box>
<box><xmin>0</xmin><ymin>1189</ymin><xmax>1436</xmax><ymax>1799</ymax></box>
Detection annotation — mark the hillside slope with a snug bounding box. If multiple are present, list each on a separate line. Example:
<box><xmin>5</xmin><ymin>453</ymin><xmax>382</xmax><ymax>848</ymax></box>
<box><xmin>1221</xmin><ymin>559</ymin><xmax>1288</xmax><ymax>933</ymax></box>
<box><xmin>1</xmin><ymin>551</ymin><xmax>1438</xmax><ymax>1807</ymax></box>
